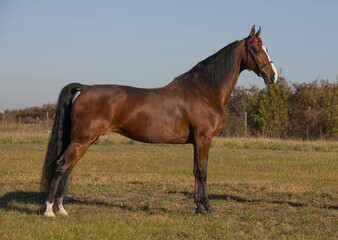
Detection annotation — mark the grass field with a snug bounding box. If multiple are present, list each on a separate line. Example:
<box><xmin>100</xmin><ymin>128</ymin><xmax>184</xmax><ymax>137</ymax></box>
<box><xmin>0</xmin><ymin>123</ymin><xmax>337</xmax><ymax>239</ymax></box>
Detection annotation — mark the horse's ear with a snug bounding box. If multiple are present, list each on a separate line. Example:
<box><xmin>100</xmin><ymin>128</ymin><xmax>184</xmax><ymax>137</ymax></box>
<box><xmin>255</xmin><ymin>26</ymin><xmax>261</xmax><ymax>38</ymax></box>
<box><xmin>249</xmin><ymin>25</ymin><xmax>256</xmax><ymax>39</ymax></box>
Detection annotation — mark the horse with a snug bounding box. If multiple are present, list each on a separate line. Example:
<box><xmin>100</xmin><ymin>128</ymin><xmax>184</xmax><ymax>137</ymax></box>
<box><xmin>41</xmin><ymin>25</ymin><xmax>278</xmax><ymax>217</ymax></box>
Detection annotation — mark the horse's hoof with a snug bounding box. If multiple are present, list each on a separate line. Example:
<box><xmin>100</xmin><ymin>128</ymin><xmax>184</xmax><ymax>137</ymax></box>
<box><xmin>44</xmin><ymin>211</ymin><xmax>56</xmax><ymax>218</ymax></box>
<box><xmin>57</xmin><ymin>208</ymin><xmax>69</xmax><ymax>217</ymax></box>
<box><xmin>195</xmin><ymin>205</ymin><xmax>206</xmax><ymax>214</ymax></box>
<box><xmin>205</xmin><ymin>205</ymin><xmax>216</xmax><ymax>213</ymax></box>
<box><xmin>195</xmin><ymin>209</ymin><xmax>206</xmax><ymax>214</ymax></box>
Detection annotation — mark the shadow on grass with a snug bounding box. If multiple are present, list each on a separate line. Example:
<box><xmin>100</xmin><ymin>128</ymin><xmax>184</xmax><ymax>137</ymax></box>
<box><xmin>0</xmin><ymin>191</ymin><xmax>167</xmax><ymax>215</ymax></box>
<box><xmin>0</xmin><ymin>191</ymin><xmax>45</xmax><ymax>215</ymax></box>
<box><xmin>1</xmin><ymin>190</ymin><xmax>336</xmax><ymax>216</ymax></box>
<box><xmin>208</xmin><ymin>193</ymin><xmax>338</xmax><ymax>210</ymax></box>
<box><xmin>171</xmin><ymin>191</ymin><xmax>338</xmax><ymax>210</ymax></box>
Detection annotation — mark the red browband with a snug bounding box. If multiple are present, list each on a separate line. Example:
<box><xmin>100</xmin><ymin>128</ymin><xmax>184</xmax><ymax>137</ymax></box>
<box><xmin>248</xmin><ymin>38</ymin><xmax>262</xmax><ymax>44</ymax></box>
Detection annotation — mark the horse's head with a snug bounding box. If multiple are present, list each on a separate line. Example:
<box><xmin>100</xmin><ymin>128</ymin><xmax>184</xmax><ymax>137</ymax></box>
<box><xmin>244</xmin><ymin>25</ymin><xmax>278</xmax><ymax>85</ymax></box>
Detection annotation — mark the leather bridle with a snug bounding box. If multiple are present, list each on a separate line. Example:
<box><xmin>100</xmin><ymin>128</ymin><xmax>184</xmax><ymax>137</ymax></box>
<box><xmin>245</xmin><ymin>38</ymin><xmax>273</xmax><ymax>77</ymax></box>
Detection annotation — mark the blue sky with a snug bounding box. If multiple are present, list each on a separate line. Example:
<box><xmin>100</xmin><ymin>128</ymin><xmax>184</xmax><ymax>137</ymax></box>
<box><xmin>0</xmin><ymin>1</ymin><xmax>337</xmax><ymax>111</ymax></box>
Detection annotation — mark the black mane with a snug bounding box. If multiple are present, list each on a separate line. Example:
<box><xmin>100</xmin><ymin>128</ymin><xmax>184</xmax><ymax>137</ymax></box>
<box><xmin>172</xmin><ymin>41</ymin><xmax>239</xmax><ymax>89</ymax></box>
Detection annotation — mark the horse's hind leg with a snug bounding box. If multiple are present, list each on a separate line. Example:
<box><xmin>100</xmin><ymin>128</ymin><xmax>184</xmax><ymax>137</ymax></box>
<box><xmin>55</xmin><ymin>166</ymin><xmax>73</xmax><ymax>216</ymax></box>
<box><xmin>44</xmin><ymin>141</ymin><xmax>90</xmax><ymax>217</ymax></box>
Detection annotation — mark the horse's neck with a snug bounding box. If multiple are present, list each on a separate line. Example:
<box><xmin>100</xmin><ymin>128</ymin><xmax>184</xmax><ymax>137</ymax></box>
<box><xmin>168</xmin><ymin>39</ymin><xmax>245</xmax><ymax>108</ymax></box>
<box><xmin>218</xmin><ymin>43</ymin><xmax>245</xmax><ymax>108</ymax></box>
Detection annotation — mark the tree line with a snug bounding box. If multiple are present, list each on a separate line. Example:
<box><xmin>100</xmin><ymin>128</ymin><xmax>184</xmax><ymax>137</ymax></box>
<box><xmin>220</xmin><ymin>77</ymin><xmax>337</xmax><ymax>140</ymax></box>
<box><xmin>0</xmin><ymin>103</ymin><xmax>56</xmax><ymax>124</ymax></box>
<box><xmin>1</xmin><ymin>78</ymin><xmax>337</xmax><ymax>140</ymax></box>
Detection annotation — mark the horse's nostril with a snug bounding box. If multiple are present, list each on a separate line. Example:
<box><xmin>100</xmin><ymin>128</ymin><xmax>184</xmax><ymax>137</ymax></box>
<box><xmin>271</xmin><ymin>73</ymin><xmax>275</xmax><ymax>83</ymax></box>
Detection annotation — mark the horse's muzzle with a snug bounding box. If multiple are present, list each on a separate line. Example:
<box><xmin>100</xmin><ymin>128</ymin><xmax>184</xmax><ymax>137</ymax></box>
<box><xmin>263</xmin><ymin>72</ymin><xmax>277</xmax><ymax>85</ymax></box>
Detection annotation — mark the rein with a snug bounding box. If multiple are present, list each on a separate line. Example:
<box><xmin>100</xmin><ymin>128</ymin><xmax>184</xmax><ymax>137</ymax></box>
<box><xmin>245</xmin><ymin>38</ymin><xmax>273</xmax><ymax>76</ymax></box>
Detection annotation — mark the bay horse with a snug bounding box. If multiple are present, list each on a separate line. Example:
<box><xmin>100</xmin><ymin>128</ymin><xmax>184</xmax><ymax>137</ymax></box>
<box><xmin>41</xmin><ymin>25</ymin><xmax>278</xmax><ymax>217</ymax></box>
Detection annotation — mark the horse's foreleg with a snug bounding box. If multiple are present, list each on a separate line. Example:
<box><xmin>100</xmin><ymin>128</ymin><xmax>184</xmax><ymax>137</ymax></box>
<box><xmin>193</xmin><ymin>135</ymin><xmax>214</xmax><ymax>214</ymax></box>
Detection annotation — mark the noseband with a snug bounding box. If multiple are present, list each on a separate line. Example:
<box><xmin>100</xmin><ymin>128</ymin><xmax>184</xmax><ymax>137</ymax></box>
<box><xmin>245</xmin><ymin>38</ymin><xmax>273</xmax><ymax>76</ymax></box>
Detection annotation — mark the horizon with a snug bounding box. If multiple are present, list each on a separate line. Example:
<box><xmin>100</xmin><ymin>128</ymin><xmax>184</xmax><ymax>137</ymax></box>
<box><xmin>1</xmin><ymin>1</ymin><xmax>337</xmax><ymax>112</ymax></box>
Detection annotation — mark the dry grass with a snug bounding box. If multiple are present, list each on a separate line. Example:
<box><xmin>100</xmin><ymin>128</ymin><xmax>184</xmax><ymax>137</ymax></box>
<box><xmin>0</xmin><ymin>123</ymin><xmax>337</xmax><ymax>239</ymax></box>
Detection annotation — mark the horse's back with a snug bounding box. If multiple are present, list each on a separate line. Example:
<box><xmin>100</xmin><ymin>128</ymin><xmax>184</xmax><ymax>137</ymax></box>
<box><xmin>71</xmin><ymin>84</ymin><xmax>192</xmax><ymax>143</ymax></box>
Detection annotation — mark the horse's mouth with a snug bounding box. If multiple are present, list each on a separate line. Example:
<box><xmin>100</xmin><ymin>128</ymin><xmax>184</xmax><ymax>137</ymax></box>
<box><xmin>263</xmin><ymin>73</ymin><xmax>276</xmax><ymax>85</ymax></box>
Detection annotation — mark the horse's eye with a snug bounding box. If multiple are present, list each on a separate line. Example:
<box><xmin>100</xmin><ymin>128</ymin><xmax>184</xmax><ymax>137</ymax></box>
<box><xmin>255</xmin><ymin>50</ymin><xmax>261</xmax><ymax>54</ymax></box>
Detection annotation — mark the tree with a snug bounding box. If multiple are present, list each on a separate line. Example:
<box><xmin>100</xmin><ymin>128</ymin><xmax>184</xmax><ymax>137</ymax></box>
<box><xmin>289</xmin><ymin>79</ymin><xmax>337</xmax><ymax>139</ymax></box>
<box><xmin>220</xmin><ymin>85</ymin><xmax>260</xmax><ymax>137</ymax></box>
<box><xmin>252</xmin><ymin>77</ymin><xmax>290</xmax><ymax>138</ymax></box>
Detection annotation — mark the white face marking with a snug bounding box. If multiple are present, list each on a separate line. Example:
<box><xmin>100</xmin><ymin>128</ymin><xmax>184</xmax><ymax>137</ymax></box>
<box><xmin>262</xmin><ymin>45</ymin><xmax>278</xmax><ymax>83</ymax></box>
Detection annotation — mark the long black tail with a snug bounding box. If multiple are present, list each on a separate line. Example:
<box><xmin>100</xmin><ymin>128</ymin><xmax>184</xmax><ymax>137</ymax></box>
<box><xmin>41</xmin><ymin>83</ymin><xmax>83</xmax><ymax>194</ymax></box>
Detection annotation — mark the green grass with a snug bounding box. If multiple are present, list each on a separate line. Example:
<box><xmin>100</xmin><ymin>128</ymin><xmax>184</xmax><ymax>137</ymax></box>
<box><xmin>0</xmin><ymin>124</ymin><xmax>337</xmax><ymax>239</ymax></box>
